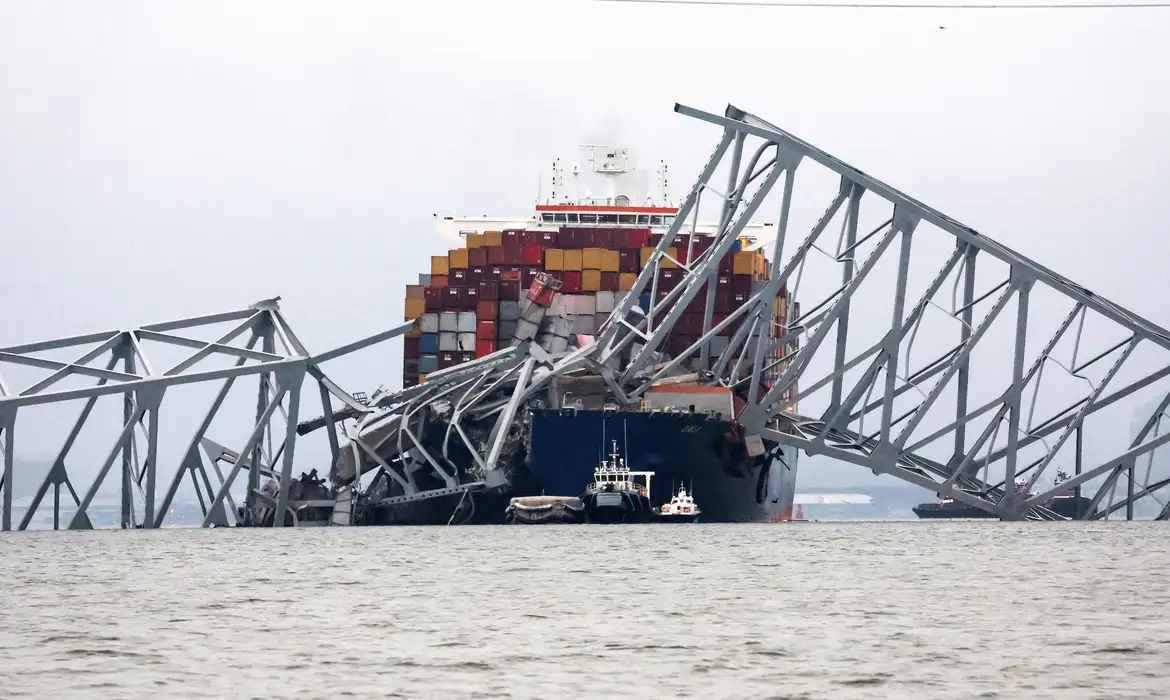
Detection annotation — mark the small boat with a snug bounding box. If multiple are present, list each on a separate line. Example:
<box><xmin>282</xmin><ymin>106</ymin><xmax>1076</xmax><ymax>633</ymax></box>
<box><xmin>657</xmin><ymin>485</ymin><xmax>701</xmax><ymax>523</ymax></box>
<box><xmin>504</xmin><ymin>495</ymin><xmax>586</xmax><ymax>524</ymax></box>
<box><xmin>580</xmin><ymin>439</ymin><xmax>656</xmax><ymax>524</ymax></box>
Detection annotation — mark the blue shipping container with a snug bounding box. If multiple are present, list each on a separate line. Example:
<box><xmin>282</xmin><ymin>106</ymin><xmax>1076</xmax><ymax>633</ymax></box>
<box><xmin>420</xmin><ymin>333</ymin><xmax>440</xmax><ymax>354</ymax></box>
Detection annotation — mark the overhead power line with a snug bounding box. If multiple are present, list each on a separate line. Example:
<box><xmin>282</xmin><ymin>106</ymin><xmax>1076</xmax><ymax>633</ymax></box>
<box><xmin>593</xmin><ymin>0</ymin><xmax>1170</xmax><ymax>9</ymax></box>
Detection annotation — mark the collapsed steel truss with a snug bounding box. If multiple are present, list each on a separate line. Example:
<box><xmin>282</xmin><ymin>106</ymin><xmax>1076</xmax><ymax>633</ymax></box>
<box><xmin>0</xmin><ymin>298</ymin><xmax>410</xmax><ymax>530</ymax></box>
<box><xmin>4</xmin><ymin>102</ymin><xmax>1169</xmax><ymax>527</ymax></box>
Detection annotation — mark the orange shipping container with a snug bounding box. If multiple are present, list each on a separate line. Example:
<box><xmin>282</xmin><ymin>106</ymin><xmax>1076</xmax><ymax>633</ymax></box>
<box><xmin>405</xmin><ymin>284</ymin><xmax>425</xmax><ymax>300</ymax></box>
<box><xmin>639</xmin><ymin>246</ymin><xmax>654</xmax><ymax>266</ymax></box>
<box><xmin>405</xmin><ymin>297</ymin><xmax>426</xmax><ymax>320</ymax></box>
<box><xmin>449</xmin><ymin>248</ymin><xmax>469</xmax><ymax>269</ymax></box>
<box><xmin>602</xmin><ymin>249</ymin><xmax>621</xmax><ymax>273</ymax></box>
<box><xmin>583</xmin><ymin>269</ymin><xmax>602</xmax><ymax>292</ymax></box>
<box><xmin>545</xmin><ymin>249</ymin><xmax>565</xmax><ymax>271</ymax></box>
<box><xmin>733</xmin><ymin>251</ymin><xmax>756</xmax><ymax>276</ymax></box>
<box><xmin>465</xmin><ymin>233</ymin><xmax>485</xmax><ymax>249</ymax></box>
<box><xmin>484</xmin><ymin>230</ymin><xmax>503</xmax><ymax>247</ymax></box>
<box><xmin>563</xmin><ymin>249</ymin><xmax>583</xmax><ymax>271</ymax></box>
<box><xmin>406</xmin><ymin>322</ymin><xmax>422</xmax><ymax>338</ymax></box>
<box><xmin>431</xmin><ymin>255</ymin><xmax>450</xmax><ymax>276</ymax></box>
<box><xmin>582</xmin><ymin>248</ymin><xmax>604</xmax><ymax>270</ymax></box>
<box><xmin>619</xmin><ymin>272</ymin><xmax>637</xmax><ymax>291</ymax></box>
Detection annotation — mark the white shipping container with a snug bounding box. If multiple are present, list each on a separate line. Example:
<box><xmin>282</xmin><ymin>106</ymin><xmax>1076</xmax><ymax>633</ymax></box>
<box><xmin>457</xmin><ymin>311</ymin><xmax>477</xmax><ymax>333</ymax></box>
<box><xmin>594</xmin><ymin>313</ymin><xmax>609</xmax><ymax>331</ymax></box>
<box><xmin>418</xmin><ymin>274</ymin><xmax>432</xmax><ymax>286</ymax></box>
<box><xmin>499</xmin><ymin>301</ymin><xmax>521</xmax><ymax>321</ymax></box>
<box><xmin>595</xmin><ymin>291</ymin><xmax>615</xmax><ymax>314</ymax></box>
<box><xmin>541</xmin><ymin>334</ymin><xmax>569</xmax><ymax>353</ymax></box>
<box><xmin>514</xmin><ymin>318</ymin><xmax>539</xmax><ymax>342</ymax></box>
<box><xmin>419</xmin><ymin>313</ymin><xmax>440</xmax><ymax>334</ymax></box>
<box><xmin>577</xmin><ymin>295</ymin><xmax>597</xmax><ymax>316</ymax></box>
<box><xmin>439</xmin><ymin>311</ymin><xmax>458</xmax><ymax>333</ymax></box>
<box><xmin>552</xmin><ymin>316</ymin><xmax>573</xmax><ymax>338</ymax></box>
<box><xmin>457</xmin><ymin>332</ymin><xmax>477</xmax><ymax>352</ymax></box>
<box><xmin>439</xmin><ymin>332</ymin><xmax>458</xmax><ymax>352</ymax></box>
<box><xmin>520</xmin><ymin>300</ymin><xmax>546</xmax><ymax>325</ymax></box>
<box><xmin>709</xmin><ymin>335</ymin><xmax>731</xmax><ymax>357</ymax></box>
<box><xmin>572</xmin><ymin>315</ymin><xmax>596</xmax><ymax>335</ymax></box>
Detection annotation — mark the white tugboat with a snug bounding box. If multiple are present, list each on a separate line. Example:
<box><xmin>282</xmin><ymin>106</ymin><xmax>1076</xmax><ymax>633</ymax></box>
<box><xmin>657</xmin><ymin>485</ymin><xmax>701</xmax><ymax>523</ymax></box>
<box><xmin>580</xmin><ymin>439</ymin><xmax>656</xmax><ymax>524</ymax></box>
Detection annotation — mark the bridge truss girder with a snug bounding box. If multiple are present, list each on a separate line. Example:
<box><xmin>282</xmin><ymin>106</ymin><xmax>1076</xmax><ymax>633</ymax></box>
<box><xmin>589</xmin><ymin>103</ymin><xmax>1170</xmax><ymax>521</ymax></box>
<box><xmin>0</xmin><ymin>298</ymin><xmax>406</xmax><ymax>531</ymax></box>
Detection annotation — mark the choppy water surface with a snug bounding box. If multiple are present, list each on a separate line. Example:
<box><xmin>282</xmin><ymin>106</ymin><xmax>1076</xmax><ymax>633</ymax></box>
<box><xmin>1</xmin><ymin>521</ymin><xmax>1167</xmax><ymax>699</ymax></box>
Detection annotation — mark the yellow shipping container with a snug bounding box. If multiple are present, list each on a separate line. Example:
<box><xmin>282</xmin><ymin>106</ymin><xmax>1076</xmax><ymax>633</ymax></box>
<box><xmin>465</xmin><ymin>233</ymin><xmax>485</xmax><ymax>249</ymax></box>
<box><xmin>601</xmin><ymin>249</ymin><xmax>620</xmax><ymax>273</ymax></box>
<box><xmin>660</xmin><ymin>248</ymin><xmax>679</xmax><ymax>269</ymax></box>
<box><xmin>619</xmin><ymin>272</ymin><xmax>637</xmax><ymax>291</ymax></box>
<box><xmin>640</xmin><ymin>246</ymin><xmax>655</xmax><ymax>266</ymax></box>
<box><xmin>431</xmin><ymin>255</ymin><xmax>450</xmax><ymax>276</ymax></box>
<box><xmin>449</xmin><ymin>248</ymin><xmax>469</xmax><ymax>269</ymax></box>
<box><xmin>484</xmin><ymin>230</ymin><xmax>503</xmax><ymax>247</ymax></box>
<box><xmin>405</xmin><ymin>284</ymin><xmax>425</xmax><ymax>300</ymax></box>
<box><xmin>582</xmin><ymin>248</ymin><xmax>604</xmax><ymax>270</ymax></box>
<box><xmin>419</xmin><ymin>373</ymin><xmax>428</xmax><ymax>384</ymax></box>
<box><xmin>733</xmin><ymin>251</ymin><xmax>756</xmax><ymax>276</ymax></box>
<box><xmin>583</xmin><ymin>269</ymin><xmax>602</xmax><ymax>292</ymax></box>
<box><xmin>545</xmin><ymin>249</ymin><xmax>565</xmax><ymax>271</ymax></box>
<box><xmin>406</xmin><ymin>322</ymin><xmax>422</xmax><ymax>338</ymax></box>
<box><xmin>405</xmin><ymin>297</ymin><xmax>426</xmax><ymax>320</ymax></box>
<box><xmin>563</xmin><ymin>249</ymin><xmax>583</xmax><ymax>271</ymax></box>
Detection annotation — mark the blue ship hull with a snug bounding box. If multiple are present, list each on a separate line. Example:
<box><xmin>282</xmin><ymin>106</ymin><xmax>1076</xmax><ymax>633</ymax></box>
<box><xmin>526</xmin><ymin>409</ymin><xmax>798</xmax><ymax>523</ymax></box>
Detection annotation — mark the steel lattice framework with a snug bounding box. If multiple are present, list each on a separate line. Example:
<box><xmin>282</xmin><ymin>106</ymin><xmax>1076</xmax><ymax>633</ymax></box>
<box><xmin>4</xmin><ymin>102</ymin><xmax>1169</xmax><ymax>528</ymax></box>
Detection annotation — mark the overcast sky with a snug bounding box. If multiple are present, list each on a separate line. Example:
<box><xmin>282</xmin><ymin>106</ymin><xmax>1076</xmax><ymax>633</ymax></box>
<box><xmin>1</xmin><ymin>0</ymin><xmax>1167</xmax><ymax>490</ymax></box>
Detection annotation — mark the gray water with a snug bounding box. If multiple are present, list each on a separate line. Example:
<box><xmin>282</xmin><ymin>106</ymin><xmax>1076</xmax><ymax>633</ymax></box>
<box><xmin>0</xmin><ymin>522</ymin><xmax>1166</xmax><ymax>699</ymax></box>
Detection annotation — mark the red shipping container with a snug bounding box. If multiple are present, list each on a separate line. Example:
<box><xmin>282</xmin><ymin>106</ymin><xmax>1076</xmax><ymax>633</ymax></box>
<box><xmin>522</xmin><ymin>244</ymin><xmax>544</xmax><ymax>266</ymax></box>
<box><xmin>475</xmin><ymin>339</ymin><xmax>496</xmax><ymax>358</ymax></box>
<box><xmin>658</xmin><ymin>268</ymin><xmax>680</xmax><ymax>290</ymax></box>
<box><xmin>502</xmin><ymin>229</ymin><xmax>522</xmax><ymax>245</ymax></box>
<box><xmin>559</xmin><ymin>229</ymin><xmax>581</xmax><ymax>249</ymax></box>
<box><xmin>523</xmin><ymin>266</ymin><xmax>540</xmax><ymax>287</ymax></box>
<box><xmin>466</xmin><ymin>267</ymin><xmax>485</xmax><ymax>286</ymax></box>
<box><xmin>443</xmin><ymin>286</ymin><xmax>461</xmax><ymax>309</ymax></box>
<box><xmin>451</xmin><ymin>268</ymin><xmax>467</xmax><ymax>285</ymax></box>
<box><xmin>619</xmin><ymin>250</ymin><xmax>639</xmax><ymax>273</ymax></box>
<box><xmin>732</xmin><ymin>274</ymin><xmax>752</xmax><ymax>296</ymax></box>
<box><xmin>714</xmin><ymin>313</ymin><xmax>731</xmax><ymax>336</ymax></box>
<box><xmin>476</xmin><ymin>299</ymin><xmax>498</xmax><ymax>320</ymax></box>
<box><xmin>545</xmin><ymin>270</ymin><xmax>564</xmax><ymax>284</ymax></box>
<box><xmin>649</xmin><ymin>232</ymin><xmax>664</xmax><ymax>246</ymax></box>
<box><xmin>488</xmin><ymin>265</ymin><xmax>503</xmax><ymax>280</ymax></box>
<box><xmin>487</xmin><ymin>246</ymin><xmax>505</xmax><ymax>265</ymax></box>
<box><xmin>716</xmin><ymin>274</ymin><xmax>732</xmax><ymax>290</ymax></box>
<box><xmin>430</xmin><ymin>275</ymin><xmax>449</xmax><ymax>288</ymax></box>
<box><xmin>459</xmin><ymin>351</ymin><xmax>475</xmax><ymax>364</ymax></box>
<box><xmin>562</xmin><ymin>270</ymin><xmax>583</xmax><ymax>294</ymax></box>
<box><xmin>477</xmin><ymin>319</ymin><xmax>497</xmax><ymax>340</ymax></box>
<box><xmin>715</xmin><ymin>289</ymin><xmax>731</xmax><ymax>313</ymax></box>
<box><xmin>438</xmin><ymin>351</ymin><xmax>458</xmax><ymax>369</ymax></box>
<box><xmin>521</xmin><ymin>230</ymin><xmax>539</xmax><ymax>245</ymax></box>
<box><xmin>612</xmin><ymin>229</ymin><xmax>629</xmax><ymax>249</ymax></box>
<box><xmin>593</xmin><ymin>228</ymin><xmax>613</xmax><ymax>249</ymax></box>
<box><xmin>538</xmin><ymin>230</ymin><xmax>558</xmax><ymax>247</ymax></box>
<box><xmin>503</xmin><ymin>243</ymin><xmax>524</xmax><ymax>265</ymax></box>
<box><xmin>732</xmin><ymin>291</ymin><xmax>749</xmax><ymax>310</ymax></box>
<box><xmin>679</xmin><ymin>313</ymin><xmax>703</xmax><ymax>336</ymax></box>
<box><xmin>628</xmin><ymin>228</ymin><xmax>650</xmax><ymax>248</ymax></box>
<box><xmin>460</xmin><ymin>285</ymin><xmax>479</xmax><ymax>308</ymax></box>
<box><xmin>500</xmin><ymin>280</ymin><xmax>522</xmax><ymax>301</ymax></box>
<box><xmin>424</xmin><ymin>287</ymin><xmax>443</xmax><ymax>312</ymax></box>
<box><xmin>404</xmin><ymin>337</ymin><xmax>421</xmax><ymax>359</ymax></box>
<box><xmin>502</xmin><ymin>265</ymin><xmax>523</xmax><ymax>280</ymax></box>
<box><xmin>468</xmin><ymin>247</ymin><xmax>488</xmax><ymax>267</ymax></box>
<box><xmin>600</xmin><ymin>272</ymin><xmax>620</xmax><ymax>292</ymax></box>
<box><xmin>685</xmin><ymin>284</ymin><xmax>708</xmax><ymax>314</ymax></box>
<box><xmin>478</xmin><ymin>280</ymin><xmax>500</xmax><ymax>300</ymax></box>
<box><xmin>718</xmin><ymin>254</ymin><xmax>733</xmax><ymax>274</ymax></box>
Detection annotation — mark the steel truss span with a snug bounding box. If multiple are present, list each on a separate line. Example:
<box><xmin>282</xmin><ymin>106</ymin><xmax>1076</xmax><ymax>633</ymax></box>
<box><xmin>4</xmin><ymin>103</ymin><xmax>1169</xmax><ymax>528</ymax></box>
<box><xmin>595</xmin><ymin>103</ymin><xmax>1170</xmax><ymax>521</ymax></box>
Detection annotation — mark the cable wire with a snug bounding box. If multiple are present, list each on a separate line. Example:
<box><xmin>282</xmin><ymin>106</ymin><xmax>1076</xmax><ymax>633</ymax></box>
<box><xmin>594</xmin><ymin>0</ymin><xmax>1170</xmax><ymax>9</ymax></box>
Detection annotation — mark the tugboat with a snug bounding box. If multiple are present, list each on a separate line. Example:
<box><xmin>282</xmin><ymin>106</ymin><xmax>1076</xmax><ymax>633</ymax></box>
<box><xmin>580</xmin><ymin>440</ymin><xmax>656</xmax><ymax>524</ymax></box>
<box><xmin>657</xmin><ymin>484</ymin><xmax>701</xmax><ymax>523</ymax></box>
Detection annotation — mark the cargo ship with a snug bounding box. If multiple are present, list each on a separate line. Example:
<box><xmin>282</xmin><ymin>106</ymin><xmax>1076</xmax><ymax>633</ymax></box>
<box><xmin>335</xmin><ymin>146</ymin><xmax>800</xmax><ymax>525</ymax></box>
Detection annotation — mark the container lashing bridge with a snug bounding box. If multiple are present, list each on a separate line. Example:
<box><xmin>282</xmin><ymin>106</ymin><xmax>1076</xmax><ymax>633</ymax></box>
<box><xmin>3</xmin><ymin>103</ymin><xmax>1170</xmax><ymax>529</ymax></box>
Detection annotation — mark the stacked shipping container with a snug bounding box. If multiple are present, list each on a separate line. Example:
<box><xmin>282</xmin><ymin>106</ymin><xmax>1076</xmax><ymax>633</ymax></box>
<box><xmin>403</xmin><ymin>227</ymin><xmax>793</xmax><ymax>401</ymax></box>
